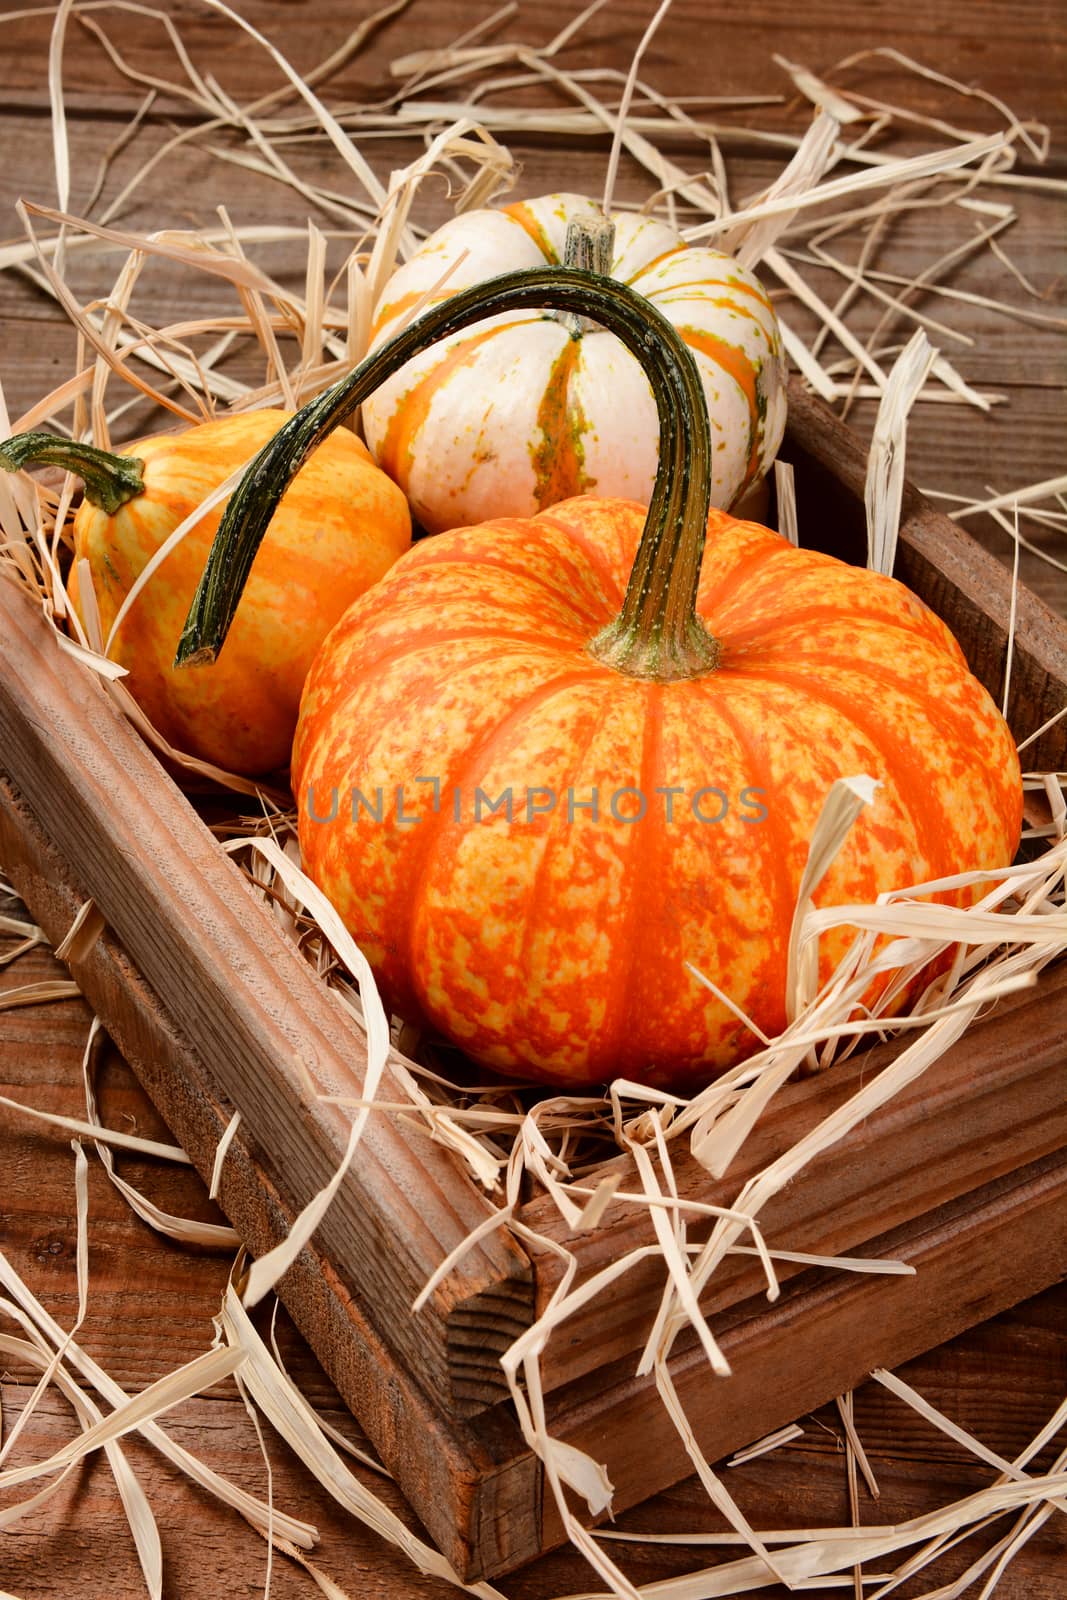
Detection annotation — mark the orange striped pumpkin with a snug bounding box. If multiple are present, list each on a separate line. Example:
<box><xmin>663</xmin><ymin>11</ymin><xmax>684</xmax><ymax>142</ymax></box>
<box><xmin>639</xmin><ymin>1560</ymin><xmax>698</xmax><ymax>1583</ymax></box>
<box><xmin>362</xmin><ymin>193</ymin><xmax>787</xmax><ymax>533</ymax></box>
<box><xmin>290</xmin><ymin>498</ymin><xmax>1021</xmax><ymax>1086</ymax></box>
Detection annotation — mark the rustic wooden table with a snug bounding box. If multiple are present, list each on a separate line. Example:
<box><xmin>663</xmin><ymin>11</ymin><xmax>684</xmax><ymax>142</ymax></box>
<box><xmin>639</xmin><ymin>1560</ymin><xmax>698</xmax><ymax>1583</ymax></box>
<box><xmin>1</xmin><ymin>2</ymin><xmax>1064</xmax><ymax>1597</ymax></box>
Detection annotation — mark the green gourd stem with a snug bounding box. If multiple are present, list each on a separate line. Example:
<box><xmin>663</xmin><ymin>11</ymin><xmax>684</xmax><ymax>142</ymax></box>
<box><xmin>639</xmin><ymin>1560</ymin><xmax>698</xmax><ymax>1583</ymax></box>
<box><xmin>557</xmin><ymin>213</ymin><xmax>616</xmax><ymax>338</ymax></box>
<box><xmin>175</xmin><ymin>267</ymin><xmax>720</xmax><ymax>683</ymax></box>
<box><xmin>0</xmin><ymin>432</ymin><xmax>145</xmax><ymax>515</ymax></box>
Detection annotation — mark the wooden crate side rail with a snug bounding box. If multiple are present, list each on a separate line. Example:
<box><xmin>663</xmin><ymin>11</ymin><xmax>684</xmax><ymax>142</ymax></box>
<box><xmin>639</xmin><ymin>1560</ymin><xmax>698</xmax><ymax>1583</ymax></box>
<box><xmin>540</xmin><ymin>1147</ymin><xmax>1067</xmax><ymax>1550</ymax></box>
<box><xmin>522</xmin><ymin>959</ymin><xmax>1067</xmax><ymax>1391</ymax></box>
<box><xmin>0</xmin><ymin>772</ymin><xmax>541</xmax><ymax>1582</ymax></box>
<box><xmin>782</xmin><ymin>377</ymin><xmax>1067</xmax><ymax>772</ymax></box>
<box><xmin>0</xmin><ymin>577</ymin><xmax>532</xmax><ymax>1420</ymax></box>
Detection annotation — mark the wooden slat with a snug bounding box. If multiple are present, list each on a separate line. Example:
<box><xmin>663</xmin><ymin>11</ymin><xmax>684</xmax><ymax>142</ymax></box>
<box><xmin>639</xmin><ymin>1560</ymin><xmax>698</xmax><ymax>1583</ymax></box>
<box><xmin>4</xmin><ymin>1342</ymin><xmax>1063</xmax><ymax>1600</ymax></box>
<box><xmin>5</xmin><ymin>915</ymin><xmax>1065</xmax><ymax>1596</ymax></box>
<box><xmin>0</xmin><ymin>769</ymin><xmax>539</xmax><ymax>1582</ymax></box>
<box><xmin>522</xmin><ymin>959</ymin><xmax>1067</xmax><ymax>1391</ymax></box>
<box><xmin>0</xmin><ymin>577</ymin><xmax>533</xmax><ymax>1424</ymax></box>
<box><xmin>540</xmin><ymin>1147</ymin><xmax>1067</xmax><ymax>1549</ymax></box>
<box><xmin>4</xmin><ymin>0</ymin><xmax>1065</xmax><ymax>154</ymax></box>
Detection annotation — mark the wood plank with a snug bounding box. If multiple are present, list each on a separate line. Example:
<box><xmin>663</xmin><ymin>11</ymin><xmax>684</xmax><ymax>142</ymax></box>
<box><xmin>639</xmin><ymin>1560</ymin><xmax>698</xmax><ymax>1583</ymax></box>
<box><xmin>893</xmin><ymin>390</ymin><xmax>1067</xmax><ymax>618</ymax></box>
<box><xmin>4</xmin><ymin>1362</ymin><xmax>1064</xmax><ymax>1600</ymax></box>
<box><xmin>0</xmin><ymin>967</ymin><xmax>241</xmax><ymax>1391</ymax></box>
<box><xmin>539</xmin><ymin>1148</ymin><xmax>1067</xmax><ymax>1551</ymax></box>
<box><xmin>3</xmin><ymin>0</ymin><xmax>1065</xmax><ymax>156</ymax></box>
<box><xmin>0</xmin><ymin>579</ymin><xmax>533</xmax><ymax>1425</ymax></box>
<box><xmin>522</xmin><ymin>958</ymin><xmax>1067</xmax><ymax>1391</ymax></box>
<box><xmin>0</xmin><ymin>1389</ymin><xmax>478</xmax><ymax>1600</ymax></box>
<box><xmin>0</xmin><ymin>772</ymin><xmax>540</xmax><ymax>1582</ymax></box>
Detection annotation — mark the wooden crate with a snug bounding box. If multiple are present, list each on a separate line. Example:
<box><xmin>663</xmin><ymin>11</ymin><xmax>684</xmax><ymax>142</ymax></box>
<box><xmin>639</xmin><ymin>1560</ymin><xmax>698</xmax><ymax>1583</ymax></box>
<box><xmin>1</xmin><ymin>376</ymin><xmax>1065</xmax><ymax>1582</ymax></box>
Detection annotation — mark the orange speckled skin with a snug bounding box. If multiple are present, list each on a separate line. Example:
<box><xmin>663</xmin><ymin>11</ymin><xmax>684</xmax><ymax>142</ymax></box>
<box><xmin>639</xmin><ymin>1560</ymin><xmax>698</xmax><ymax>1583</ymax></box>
<box><xmin>292</xmin><ymin>500</ymin><xmax>1022</xmax><ymax>1088</ymax></box>
<box><xmin>68</xmin><ymin>409</ymin><xmax>411</xmax><ymax>774</ymax></box>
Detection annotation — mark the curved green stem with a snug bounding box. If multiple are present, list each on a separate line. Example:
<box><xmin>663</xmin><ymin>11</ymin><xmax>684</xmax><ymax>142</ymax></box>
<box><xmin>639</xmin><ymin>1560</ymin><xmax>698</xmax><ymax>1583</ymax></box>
<box><xmin>0</xmin><ymin>433</ymin><xmax>144</xmax><ymax>514</ymax></box>
<box><xmin>176</xmin><ymin>267</ymin><xmax>719</xmax><ymax>683</ymax></box>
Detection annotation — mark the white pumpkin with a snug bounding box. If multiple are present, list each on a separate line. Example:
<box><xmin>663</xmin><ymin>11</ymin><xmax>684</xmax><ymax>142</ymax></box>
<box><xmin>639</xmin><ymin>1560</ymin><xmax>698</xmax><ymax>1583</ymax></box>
<box><xmin>362</xmin><ymin>192</ymin><xmax>787</xmax><ymax>534</ymax></box>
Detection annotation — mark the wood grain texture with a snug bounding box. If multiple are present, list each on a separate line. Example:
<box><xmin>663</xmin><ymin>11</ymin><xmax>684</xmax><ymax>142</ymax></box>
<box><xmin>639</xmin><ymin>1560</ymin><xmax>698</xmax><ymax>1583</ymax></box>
<box><xmin>2</xmin><ymin>922</ymin><xmax>1065</xmax><ymax>1595</ymax></box>
<box><xmin>0</xmin><ymin>773</ymin><xmax>539</xmax><ymax>1580</ymax></box>
<box><xmin>0</xmin><ymin>578</ymin><xmax>534</xmax><ymax>1424</ymax></box>
<box><xmin>2</xmin><ymin>921</ymin><xmax>1067</xmax><ymax>1593</ymax></box>
<box><xmin>5</xmin><ymin>1374</ymin><xmax>1065</xmax><ymax>1600</ymax></box>
<box><xmin>2</xmin><ymin>0</ymin><xmax>1064</xmax><ymax>155</ymax></box>
<box><xmin>540</xmin><ymin>1150</ymin><xmax>1067</xmax><ymax>1550</ymax></box>
<box><xmin>523</xmin><ymin>958</ymin><xmax>1067</xmax><ymax>1391</ymax></box>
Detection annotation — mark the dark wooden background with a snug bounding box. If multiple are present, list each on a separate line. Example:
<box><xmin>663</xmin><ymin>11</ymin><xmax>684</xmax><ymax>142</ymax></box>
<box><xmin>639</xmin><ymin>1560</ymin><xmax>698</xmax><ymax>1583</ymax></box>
<box><xmin>1</xmin><ymin>1</ymin><xmax>1065</xmax><ymax>1596</ymax></box>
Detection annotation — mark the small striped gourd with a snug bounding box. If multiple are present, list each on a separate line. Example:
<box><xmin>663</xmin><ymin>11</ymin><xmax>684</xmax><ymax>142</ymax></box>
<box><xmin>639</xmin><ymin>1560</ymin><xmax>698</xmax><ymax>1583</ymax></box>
<box><xmin>362</xmin><ymin>194</ymin><xmax>787</xmax><ymax>533</ymax></box>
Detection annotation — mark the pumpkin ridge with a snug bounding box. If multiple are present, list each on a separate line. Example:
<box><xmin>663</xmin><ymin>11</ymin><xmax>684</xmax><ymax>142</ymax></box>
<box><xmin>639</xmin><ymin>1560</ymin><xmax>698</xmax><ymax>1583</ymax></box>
<box><xmin>732</xmin><ymin>665</ymin><xmax>976</xmax><ymax>889</ymax></box>
<box><xmin>510</xmin><ymin>680</ymin><xmax>619</xmax><ymax>1062</ymax></box>
<box><xmin>534</xmin><ymin>510</ymin><xmax>632</xmax><ymax>614</ymax></box>
<box><xmin>531</xmin><ymin>338</ymin><xmax>594</xmax><ymax>509</ymax></box>
<box><xmin>598</xmin><ymin>683</ymin><xmax>663</xmax><ymax>1072</ymax></box>
<box><xmin>721</xmin><ymin>603</ymin><xmax>957</xmax><ymax>655</ymax></box>
<box><xmin>744</xmin><ymin>655</ymin><xmax>1007</xmax><ymax>753</ymax></box>
<box><xmin>502</xmin><ymin>200</ymin><xmax>559</xmax><ymax>263</ymax></box>
<box><xmin>636</xmin><ymin>264</ymin><xmax>774</xmax><ymax>315</ymax></box>
<box><xmin>389</xmin><ymin>541</ymin><xmax>614</xmax><ymax>628</ymax></box>
<box><xmin>658</xmin><ymin>290</ymin><xmax>769</xmax><ymax>332</ymax></box>
<box><xmin>448</xmin><ymin>665</ymin><xmax>611</xmax><ymax>796</ymax></box>
<box><xmin>406</xmin><ymin>664</ymin><xmax>610</xmax><ymax>1021</ymax></box>
<box><xmin>694</xmin><ymin>685</ymin><xmax>796</xmax><ymax>1024</ymax></box>
<box><xmin>697</xmin><ymin>532</ymin><xmax>797</xmax><ymax>628</ymax></box>
<box><xmin>306</xmin><ymin>634</ymin><xmax>600</xmax><ymax>728</ymax></box>
<box><xmin>370</xmin><ymin>288</ymin><xmax>450</xmax><ymax>342</ymax></box>
<box><xmin>680</xmin><ymin>327</ymin><xmax>762</xmax><ymax>492</ymax></box>
<box><xmin>753</xmin><ymin>657</ymin><xmax>1022</xmax><ymax>845</ymax></box>
<box><xmin>377</xmin><ymin>319</ymin><xmax>542</xmax><ymax>492</ymax></box>
<box><xmin>625</xmin><ymin>243</ymin><xmax>686</xmax><ymax>285</ymax></box>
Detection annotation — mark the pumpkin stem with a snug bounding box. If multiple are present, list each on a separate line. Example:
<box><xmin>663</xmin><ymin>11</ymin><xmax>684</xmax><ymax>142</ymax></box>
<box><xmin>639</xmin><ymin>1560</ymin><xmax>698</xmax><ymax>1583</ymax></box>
<box><xmin>0</xmin><ymin>432</ymin><xmax>145</xmax><ymax>515</ymax></box>
<box><xmin>586</xmin><ymin>312</ymin><xmax>722</xmax><ymax>681</ymax></box>
<box><xmin>557</xmin><ymin>214</ymin><xmax>616</xmax><ymax>338</ymax></box>
<box><xmin>175</xmin><ymin>268</ymin><xmax>720</xmax><ymax>683</ymax></box>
